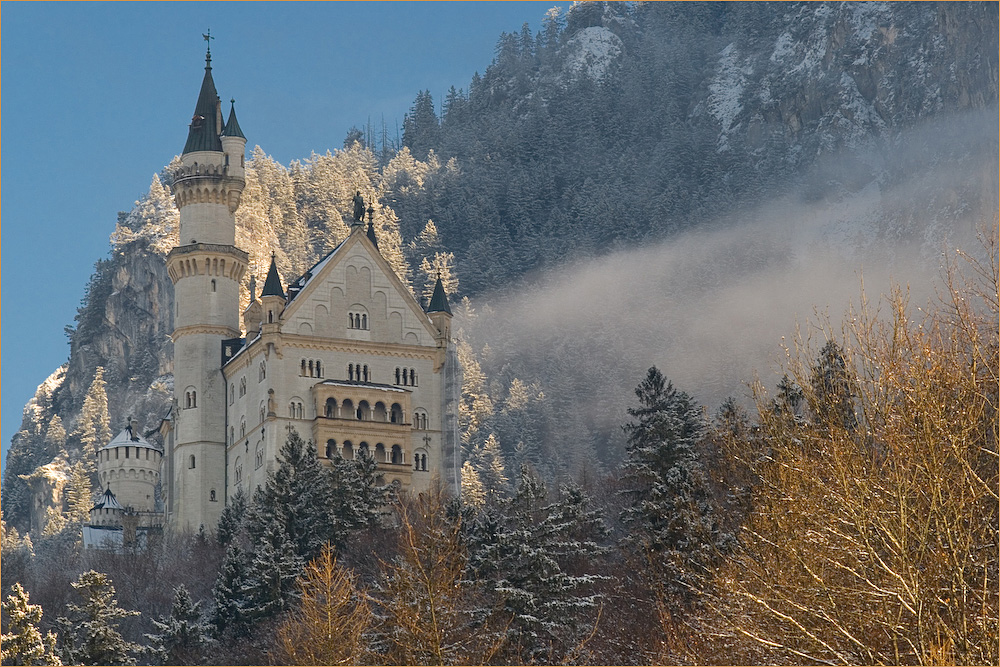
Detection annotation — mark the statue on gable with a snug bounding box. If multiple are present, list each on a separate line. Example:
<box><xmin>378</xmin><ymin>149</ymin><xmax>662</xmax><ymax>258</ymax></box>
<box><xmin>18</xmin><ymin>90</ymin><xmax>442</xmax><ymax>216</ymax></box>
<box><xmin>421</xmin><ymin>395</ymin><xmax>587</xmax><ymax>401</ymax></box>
<box><xmin>352</xmin><ymin>190</ymin><xmax>365</xmax><ymax>224</ymax></box>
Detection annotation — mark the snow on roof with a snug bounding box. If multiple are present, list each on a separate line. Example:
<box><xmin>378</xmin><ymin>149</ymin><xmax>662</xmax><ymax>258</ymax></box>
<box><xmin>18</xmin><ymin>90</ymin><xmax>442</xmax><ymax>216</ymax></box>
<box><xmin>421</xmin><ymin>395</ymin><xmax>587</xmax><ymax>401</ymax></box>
<box><xmin>100</xmin><ymin>424</ymin><xmax>161</xmax><ymax>452</ymax></box>
<box><xmin>91</xmin><ymin>486</ymin><xmax>125</xmax><ymax>512</ymax></box>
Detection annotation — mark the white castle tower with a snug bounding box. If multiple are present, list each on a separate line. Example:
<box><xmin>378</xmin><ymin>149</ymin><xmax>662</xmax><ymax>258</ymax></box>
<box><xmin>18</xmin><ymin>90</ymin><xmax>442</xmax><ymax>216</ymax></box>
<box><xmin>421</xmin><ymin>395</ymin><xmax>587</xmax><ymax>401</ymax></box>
<box><xmin>165</xmin><ymin>44</ymin><xmax>248</xmax><ymax>531</ymax></box>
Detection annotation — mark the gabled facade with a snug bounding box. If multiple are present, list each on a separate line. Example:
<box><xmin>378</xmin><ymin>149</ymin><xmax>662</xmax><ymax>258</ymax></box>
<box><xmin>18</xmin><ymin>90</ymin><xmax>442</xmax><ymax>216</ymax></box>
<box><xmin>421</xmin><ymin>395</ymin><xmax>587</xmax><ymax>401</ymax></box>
<box><xmin>162</xmin><ymin>47</ymin><xmax>460</xmax><ymax>533</ymax></box>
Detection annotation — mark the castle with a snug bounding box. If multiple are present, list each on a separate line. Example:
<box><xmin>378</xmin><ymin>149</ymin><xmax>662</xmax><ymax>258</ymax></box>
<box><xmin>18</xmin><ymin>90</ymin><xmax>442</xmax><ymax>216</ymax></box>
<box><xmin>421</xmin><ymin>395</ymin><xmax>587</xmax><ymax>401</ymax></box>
<box><xmin>86</xmin><ymin>46</ymin><xmax>461</xmax><ymax>540</ymax></box>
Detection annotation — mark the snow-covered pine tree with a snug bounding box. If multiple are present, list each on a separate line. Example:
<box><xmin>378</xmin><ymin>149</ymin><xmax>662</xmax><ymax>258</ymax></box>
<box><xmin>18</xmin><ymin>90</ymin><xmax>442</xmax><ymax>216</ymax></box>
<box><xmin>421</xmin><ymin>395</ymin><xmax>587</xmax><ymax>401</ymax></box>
<box><xmin>620</xmin><ymin>366</ymin><xmax>722</xmax><ymax>602</ymax></box>
<box><xmin>326</xmin><ymin>452</ymin><xmax>388</xmax><ymax>539</ymax></box>
<box><xmin>245</xmin><ymin>429</ymin><xmax>335</xmax><ymax>563</ymax></box>
<box><xmin>44</xmin><ymin>416</ymin><xmax>67</xmax><ymax>461</ymax></box>
<box><xmin>1</xmin><ymin>583</ymin><xmax>61</xmax><ymax>666</ymax></box>
<box><xmin>211</xmin><ymin>544</ymin><xmax>250</xmax><ymax>637</ymax></box>
<box><xmin>55</xmin><ymin>570</ymin><xmax>141</xmax><ymax>666</ymax></box>
<box><xmin>466</xmin><ymin>465</ymin><xmax>608</xmax><ymax>663</ymax></box>
<box><xmin>809</xmin><ymin>340</ymin><xmax>858</xmax><ymax>431</ymax></box>
<box><xmin>72</xmin><ymin>368</ymin><xmax>111</xmax><ymax>478</ymax></box>
<box><xmin>460</xmin><ymin>461</ymin><xmax>486</xmax><ymax>509</ymax></box>
<box><xmin>144</xmin><ymin>585</ymin><xmax>213</xmax><ymax>665</ymax></box>
<box><xmin>468</xmin><ymin>433</ymin><xmax>508</xmax><ymax>504</ymax></box>
<box><xmin>215</xmin><ymin>486</ymin><xmax>247</xmax><ymax>547</ymax></box>
<box><xmin>240</xmin><ymin>518</ymin><xmax>305</xmax><ymax>623</ymax></box>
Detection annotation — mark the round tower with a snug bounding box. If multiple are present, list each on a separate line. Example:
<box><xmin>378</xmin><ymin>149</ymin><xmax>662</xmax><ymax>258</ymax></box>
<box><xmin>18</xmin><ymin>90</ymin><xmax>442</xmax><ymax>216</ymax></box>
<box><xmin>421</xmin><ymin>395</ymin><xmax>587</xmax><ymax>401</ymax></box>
<box><xmin>96</xmin><ymin>420</ymin><xmax>163</xmax><ymax>513</ymax></box>
<box><xmin>165</xmin><ymin>45</ymin><xmax>248</xmax><ymax>532</ymax></box>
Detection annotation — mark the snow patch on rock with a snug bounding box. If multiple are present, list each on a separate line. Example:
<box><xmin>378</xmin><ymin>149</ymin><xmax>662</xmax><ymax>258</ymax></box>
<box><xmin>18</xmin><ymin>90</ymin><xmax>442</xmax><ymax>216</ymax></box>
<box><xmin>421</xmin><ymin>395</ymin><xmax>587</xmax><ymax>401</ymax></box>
<box><xmin>709</xmin><ymin>44</ymin><xmax>753</xmax><ymax>152</ymax></box>
<box><xmin>562</xmin><ymin>26</ymin><xmax>623</xmax><ymax>82</ymax></box>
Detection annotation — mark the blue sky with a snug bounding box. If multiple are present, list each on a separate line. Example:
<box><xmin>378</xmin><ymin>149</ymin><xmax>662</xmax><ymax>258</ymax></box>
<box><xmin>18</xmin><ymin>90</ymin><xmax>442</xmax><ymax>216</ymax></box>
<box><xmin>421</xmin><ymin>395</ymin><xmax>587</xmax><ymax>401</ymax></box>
<box><xmin>1</xmin><ymin>1</ymin><xmax>566</xmax><ymax>469</ymax></box>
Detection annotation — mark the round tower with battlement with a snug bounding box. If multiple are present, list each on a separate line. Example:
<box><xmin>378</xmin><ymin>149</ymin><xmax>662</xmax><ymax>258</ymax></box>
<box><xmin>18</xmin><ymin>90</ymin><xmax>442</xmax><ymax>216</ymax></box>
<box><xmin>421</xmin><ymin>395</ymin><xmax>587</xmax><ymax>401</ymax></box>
<box><xmin>165</xmin><ymin>45</ymin><xmax>248</xmax><ymax>532</ymax></box>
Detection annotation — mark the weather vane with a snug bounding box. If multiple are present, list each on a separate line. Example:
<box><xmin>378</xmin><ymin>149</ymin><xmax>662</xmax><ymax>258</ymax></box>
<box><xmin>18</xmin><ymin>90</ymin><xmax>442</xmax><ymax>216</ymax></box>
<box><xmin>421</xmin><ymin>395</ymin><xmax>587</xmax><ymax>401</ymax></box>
<box><xmin>203</xmin><ymin>29</ymin><xmax>214</xmax><ymax>56</ymax></box>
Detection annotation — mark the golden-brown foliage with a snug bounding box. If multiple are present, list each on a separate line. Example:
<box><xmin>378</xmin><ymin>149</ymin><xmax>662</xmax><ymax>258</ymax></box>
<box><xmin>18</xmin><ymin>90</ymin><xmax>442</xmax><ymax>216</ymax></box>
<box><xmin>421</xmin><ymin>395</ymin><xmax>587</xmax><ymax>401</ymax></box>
<box><xmin>706</xmin><ymin>234</ymin><xmax>999</xmax><ymax>665</ymax></box>
<box><xmin>274</xmin><ymin>544</ymin><xmax>372</xmax><ymax>665</ymax></box>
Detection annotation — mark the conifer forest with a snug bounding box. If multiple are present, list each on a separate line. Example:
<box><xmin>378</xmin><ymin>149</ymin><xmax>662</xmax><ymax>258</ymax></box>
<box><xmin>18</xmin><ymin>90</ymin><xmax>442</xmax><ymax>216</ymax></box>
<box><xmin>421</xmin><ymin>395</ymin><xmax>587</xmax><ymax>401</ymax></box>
<box><xmin>2</xmin><ymin>3</ymin><xmax>998</xmax><ymax>665</ymax></box>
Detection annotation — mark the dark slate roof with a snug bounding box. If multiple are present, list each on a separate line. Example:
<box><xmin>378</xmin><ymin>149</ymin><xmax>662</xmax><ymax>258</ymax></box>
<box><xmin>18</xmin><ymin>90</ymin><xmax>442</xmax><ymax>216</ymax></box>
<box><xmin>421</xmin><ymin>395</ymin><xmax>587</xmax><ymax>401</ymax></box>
<box><xmin>183</xmin><ymin>53</ymin><xmax>223</xmax><ymax>154</ymax></box>
<box><xmin>91</xmin><ymin>486</ymin><xmax>124</xmax><ymax>512</ymax></box>
<box><xmin>222</xmin><ymin>100</ymin><xmax>245</xmax><ymax>139</ymax></box>
<box><xmin>261</xmin><ymin>254</ymin><xmax>285</xmax><ymax>298</ymax></box>
<box><xmin>426</xmin><ymin>276</ymin><xmax>452</xmax><ymax>315</ymax></box>
<box><xmin>366</xmin><ymin>221</ymin><xmax>379</xmax><ymax>250</ymax></box>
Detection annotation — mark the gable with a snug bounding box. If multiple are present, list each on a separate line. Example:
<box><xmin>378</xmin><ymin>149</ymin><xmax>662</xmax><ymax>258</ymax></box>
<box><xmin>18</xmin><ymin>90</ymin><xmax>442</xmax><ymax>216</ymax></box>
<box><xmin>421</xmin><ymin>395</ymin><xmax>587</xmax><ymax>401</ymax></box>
<box><xmin>280</xmin><ymin>230</ymin><xmax>438</xmax><ymax>346</ymax></box>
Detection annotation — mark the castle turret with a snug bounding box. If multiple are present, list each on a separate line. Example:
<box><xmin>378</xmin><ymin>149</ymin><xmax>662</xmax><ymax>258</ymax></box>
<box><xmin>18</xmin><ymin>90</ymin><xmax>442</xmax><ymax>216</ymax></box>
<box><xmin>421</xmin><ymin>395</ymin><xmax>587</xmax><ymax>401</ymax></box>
<box><xmin>425</xmin><ymin>275</ymin><xmax>453</xmax><ymax>341</ymax></box>
<box><xmin>165</xmin><ymin>45</ymin><xmax>249</xmax><ymax>532</ymax></box>
<box><xmin>259</xmin><ymin>253</ymin><xmax>286</xmax><ymax>328</ymax></box>
<box><xmin>95</xmin><ymin>420</ymin><xmax>163</xmax><ymax>514</ymax></box>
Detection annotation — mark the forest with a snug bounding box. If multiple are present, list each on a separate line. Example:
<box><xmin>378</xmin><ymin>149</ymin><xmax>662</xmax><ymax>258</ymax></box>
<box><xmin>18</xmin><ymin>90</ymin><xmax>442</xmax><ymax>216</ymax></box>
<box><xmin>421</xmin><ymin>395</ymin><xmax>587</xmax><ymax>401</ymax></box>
<box><xmin>2</xmin><ymin>2</ymin><xmax>998</xmax><ymax>664</ymax></box>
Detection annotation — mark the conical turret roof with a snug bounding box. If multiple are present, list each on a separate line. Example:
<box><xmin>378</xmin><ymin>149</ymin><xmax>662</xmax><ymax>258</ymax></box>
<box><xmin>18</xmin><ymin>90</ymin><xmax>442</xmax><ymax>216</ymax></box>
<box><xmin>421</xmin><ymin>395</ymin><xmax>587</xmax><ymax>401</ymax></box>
<box><xmin>183</xmin><ymin>51</ymin><xmax>223</xmax><ymax>154</ymax></box>
<box><xmin>222</xmin><ymin>99</ymin><xmax>245</xmax><ymax>139</ymax></box>
<box><xmin>261</xmin><ymin>253</ymin><xmax>285</xmax><ymax>298</ymax></box>
<box><xmin>426</xmin><ymin>275</ymin><xmax>452</xmax><ymax>315</ymax></box>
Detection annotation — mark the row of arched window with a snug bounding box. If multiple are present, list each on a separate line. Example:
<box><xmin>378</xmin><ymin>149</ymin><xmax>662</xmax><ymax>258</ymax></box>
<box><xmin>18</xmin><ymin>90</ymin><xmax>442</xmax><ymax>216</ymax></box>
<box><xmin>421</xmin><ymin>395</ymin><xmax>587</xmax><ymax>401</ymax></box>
<box><xmin>395</xmin><ymin>368</ymin><xmax>418</xmax><ymax>386</ymax></box>
<box><xmin>348</xmin><ymin>363</ymin><xmax>370</xmax><ymax>382</ymax></box>
<box><xmin>348</xmin><ymin>311</ymin><xmax>369</xmax><ymax>330</ymax></box>
<box><xmin>324</xmin><ymin>439</ymin><xmax>415</xmax><ymax>466</ymax></box>
<box><xmin>323</xmin><ymin>397</ymin><xmax>407</xmax><ymax>423</ymax></box>
<box><xmin>289</xmin><ymin>401</ymin><xmax>304</xmax><ymax>419</ymax></box>
<box><xmin>300</xmin><ymin>358</ymin><xmax>323</xmax><ymax>377</ymax></box>
<box><xmin>184</xmin><ymin>389</ymin><xmax>198</xmax><ymax>409</ymax></box>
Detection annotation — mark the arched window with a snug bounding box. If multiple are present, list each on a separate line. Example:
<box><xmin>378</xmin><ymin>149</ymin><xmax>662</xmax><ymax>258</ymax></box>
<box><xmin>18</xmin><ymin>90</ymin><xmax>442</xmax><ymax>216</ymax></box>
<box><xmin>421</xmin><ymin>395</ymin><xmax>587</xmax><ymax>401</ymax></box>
<box><xmin>239</xmin><ymin>377</ymin><xmax>246</xmax><ymax>397</ymax></box>
<box><xmin>308</xmin><ymin>360</ymin><xmax>314</xmax><ymax>377</ymax></box>
<box><xmin>229</xmin><ymin>384</ymin><xmax>235</xmax><ymax>405</ymax></box>
<box><xmin>341</xmin><ymin>399</ymin><xmax>355</xmax><ymax>420</ymax></box>
<box><xmin>375</xmin><ymin>443</ymin><xmax>386</xmax><ymax>463</ymax></box>
<box><xmin>357</xmin><ymin>400</ymin><xmax>371</xmax><ymax>421</ymax></box>
<box><xmin>259</xmin><ymin>361</ymin><xmax>266</xmax><ymax>381</ymax></box>
<box><xmin>268</xmin><ymin>310</ymin><xmax>273</xmax><ymax>323</ymax></box>
<box><xmin>240</xmin><ymin>418</ymin><xmax>246</xmax><ymax>438</ymax></box>
<box><xmin>259</xmin><ymin>403</ymin><xmax>266</xmax><ymax>424</ymax></box>
<box><xmin>189</xmin><ymin>455</ymin><xmax>196</xmax><ymax>469</ymax></box>
<box><xmin>315</xmin><ymin>360</ymin><xmax>322</xmax><ymax>377</ymax></box>
<box><xmin>414</xmin><ymin>449</ymin><xmax>428</xmax><ymax>472</ymax></box>
<box><xmin>342</xmin><ymin>441</ymin><xmax>354</xmax><ymax>460</ymax></box>
<box><xmin>395</xmin><ymin>367</ymin><xmax>401</xmax><ymax>384</ymax></box>
<box><xmin>410</xmin><ymin>369</ymin><xmax>416</xmax><ymax>386</ymax></box>
<box><xmin>234</xmin><ymin>458</ymin><xmax>243</xmax><ymax>483</ymax></box>
<box><xmin>414</xmin><ymin>410</ymin><xmax>428</xmax><ymax>430</ymax></box>
<box><xmin>348</xmin><ymin>363</ymin><xmax>355</xmax><ymax>381</ymax></box>
<box><xmin>362</xmin><ymin>313</ymin><xmax>368</xmax><ymax>329</ymax></box>
<box><xmin>325</xmin><ymin>439</ymin><xmax>336</xmax><ymax>459</ymax></box>
<box><xmin>358</xmin><ymin>442</ymin><xmax>371</xmax><ymax>459</ymax></box>
<box><xmin>255</xmin><ymin>446</ymin><xmax>264</xmax><ymax>469</ymax></box>
<box><xmin>363</xmin><ymin>365</ymin><xmax>370</xmax><ymax>382</ymax></box>
<box><xmin>391</xmin><ymin>444</ymin><xmax>403</xmax><ymax>465</ymax></box>
<box><xmin>325</xmin><ymin>397</ymin><xmax>336</xmax><ymax>418</ymax></box>
<box><xmin>374</xmin><ymin>401</ymin><xmax>387</xmax><ymax>422</ymax></box>
<box><xmin>211</xmin><ymin>279</ymin><xmax>216</xmax><ymax>292</ymax></box>
<box><xmin>210</xmin><ymin>489</ymin><xmax>217</xmax><ymax>501</ymax></box>
<box><xmin>391</xmin><ymin>403</ymin><xmax>403</xmax><ymax>424</ymax></box>
<box><xmin>348</xmin><ymin>308</ymin><xmax>370</xmax><ymax>330</ymax></box>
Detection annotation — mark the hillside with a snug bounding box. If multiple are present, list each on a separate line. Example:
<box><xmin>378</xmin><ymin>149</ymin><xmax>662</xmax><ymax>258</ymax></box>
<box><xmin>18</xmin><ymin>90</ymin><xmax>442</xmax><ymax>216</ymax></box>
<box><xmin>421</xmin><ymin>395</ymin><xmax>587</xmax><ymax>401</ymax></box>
<box><xmin>3</xmin><ymin>1</ymin><xmax>997</xmax><ymax>531</ymax></box>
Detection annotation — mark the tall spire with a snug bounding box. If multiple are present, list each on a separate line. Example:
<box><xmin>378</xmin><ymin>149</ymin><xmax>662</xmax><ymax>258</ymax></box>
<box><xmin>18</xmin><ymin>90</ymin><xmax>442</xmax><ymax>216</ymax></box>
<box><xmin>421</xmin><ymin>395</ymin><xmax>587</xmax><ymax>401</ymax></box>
<box><xmin>222</xmin><ymin>99</ymin><xmax>245</xmax><ymax>138</ymax></box>
<box><xmin>183</xmin><ymin>34</ymin><xmax>223</xmax><ymax>154</ymax></box>
<box><xmin>426</xmin><ymin>274</ymin><xmax>452</xmax><ymax>315</ymax></box>
<box><xmin>260</xmin><ymin>252</ymin><xmax>285</xmax><ymax>298</ymax></box>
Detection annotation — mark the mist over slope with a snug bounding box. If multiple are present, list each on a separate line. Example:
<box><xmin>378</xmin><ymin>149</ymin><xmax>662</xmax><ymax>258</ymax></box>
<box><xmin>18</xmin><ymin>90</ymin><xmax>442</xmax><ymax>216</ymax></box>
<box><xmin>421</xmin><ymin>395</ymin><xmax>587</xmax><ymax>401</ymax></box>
<box><xmin>3</xmin><ymin>1</ymin><xmax>997</xmax><ymax>528</ymax></box>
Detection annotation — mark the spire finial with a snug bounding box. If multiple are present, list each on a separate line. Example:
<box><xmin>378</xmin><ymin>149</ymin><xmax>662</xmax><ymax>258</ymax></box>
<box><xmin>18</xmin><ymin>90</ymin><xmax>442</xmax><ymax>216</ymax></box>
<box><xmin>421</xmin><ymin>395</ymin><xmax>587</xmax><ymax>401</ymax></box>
<box><xmin>203</xmin><ymin>29</ymin><xmax>214</xmax><ymax>64</ymax></box>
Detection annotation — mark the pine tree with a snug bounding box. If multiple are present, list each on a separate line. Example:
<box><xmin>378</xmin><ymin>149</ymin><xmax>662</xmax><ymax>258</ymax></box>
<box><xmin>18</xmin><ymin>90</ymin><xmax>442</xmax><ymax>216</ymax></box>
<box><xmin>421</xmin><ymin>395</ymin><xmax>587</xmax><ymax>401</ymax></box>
<box><xmin>241</xmin><ymin>518</ymin><xmax>304</xmax><ymax>622</ymax></box>
<box><xmin>620</xmin><ymin>367</ymin><xmax>722</xmax><ymax>603</ymax></box>
<box><xmin>245</xmin><ymin>429</ymin><xmax>335</xmax><ymax>563</ymax></box>
<box><xmin>809</xmin><ymin>340</ymin><xmax>858</xmax><ymax>430</ymax></box>
<box><xmin>467</xmin><ymin>465</ymin><xmax>608</xmax><ymax>663</ymax></box>
<box><xmin>72</xmin><ymin>368</ymin><xmax>111</xmax><ymax>479</ymax></box>
<box><xmin>469</xmin><ymin>433</ymin><xmax>508</xmax><ymax>504</ymax></box>
<box><xmin>144</xmin><ymin>585</ymin><xmax>212</xmax><ymax>665</ymax></box>
<box><xmin>64</xmin><ymin>461</ymin><xmax>93</xmax><ymax>525</ymax></box>
<box><xmin>211</xmin><ymin>544</ymin><xmax>250</xmax><ymax>637</ymax></box>
<box><xmin>402</xmin><ymin>90</ymin><xmax>440</xmax><ymax>160</ymax></box>
<box><xmin>1</xmin><ymin>583</ymin><xmax>61</xmax><ymax>666</ymax></box>
<box><xmin>56</xmin><ymin>571</ymin><xmax>141</xmax><ymax>666</ymax></box>
<box><xmin>460</xmin><ymin>461</ymin><xmax>486</xmax><ymax>509</ymax></box>
<box><xmin>327</xmin><ymin>451</ymin><xmax>388</xmax><ymax>539</ymax></box>
<box><xmin>44</xmin><ymin>416</ymin><xmax>67</xmax><ymax>460</ymax></box>
<box><xmin>215</xmin><ymin>486</ymin><xmax>247</xmax><ymax>547</ymax></box>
